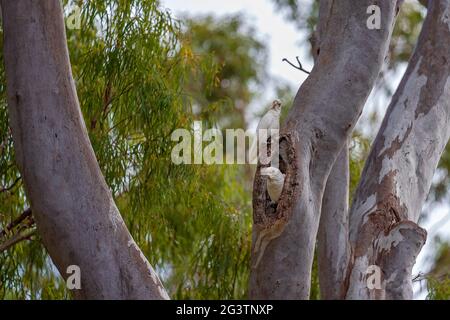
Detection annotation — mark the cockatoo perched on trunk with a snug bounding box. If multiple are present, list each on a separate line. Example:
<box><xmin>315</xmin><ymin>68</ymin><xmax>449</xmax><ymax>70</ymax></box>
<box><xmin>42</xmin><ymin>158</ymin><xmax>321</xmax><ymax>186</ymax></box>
<box><xmin>249</xmin><ymin>100</ymin><xmax>282</xmax><ymax>164</ymax></box>
<box><xmin>260</xmin><ymin>167</ymin><xmax>285</xmax><ymax>203</ymax></box>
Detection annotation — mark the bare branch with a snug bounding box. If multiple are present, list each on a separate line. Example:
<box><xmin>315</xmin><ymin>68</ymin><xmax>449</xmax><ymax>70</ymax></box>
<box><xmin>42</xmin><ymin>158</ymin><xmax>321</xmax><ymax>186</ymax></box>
<box><xmin>250</xmin><ymin>0</ymin><xmax>402</xmax><ymax>299</ymax></box>
<box><xmin>0</xmin><ymin>208</ymin><xmax>33</xmax><ymax>239</ymax></box>
<box><xmin>0</xmin><ymin>176</ymin><xmax>21</xmax><ymax>193</ymax></box>
<box><xmin>282</xmin><ymin>56</ymin><xmax>311</xmax><ymax>74</ymax></box>
<box><xmin>0</xmin><ymin>228</ymin><xmax>36</xmax><ymax>253</ymax></box>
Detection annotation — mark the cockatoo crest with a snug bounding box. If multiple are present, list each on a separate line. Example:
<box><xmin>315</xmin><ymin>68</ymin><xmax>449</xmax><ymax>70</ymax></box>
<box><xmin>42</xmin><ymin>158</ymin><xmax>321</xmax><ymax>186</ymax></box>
<box><xmin>270</xmin><ymin>99</ymin><xmax>282</xmax><ymax>112</ymax></box>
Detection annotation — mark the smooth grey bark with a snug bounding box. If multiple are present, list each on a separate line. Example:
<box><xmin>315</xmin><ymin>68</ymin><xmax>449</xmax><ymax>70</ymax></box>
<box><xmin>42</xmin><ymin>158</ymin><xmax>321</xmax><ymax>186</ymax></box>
<box><xmin>346</xmin><ymin>0</ymin><xmax>450</xmax><ymax>299</ymax></box>
<box><xmin>310</xmin><ymin>0</ymin><xmax>333</xmax><ymax>61</ymax></box>
<box><xmin>313</xmin><ymin>2</ymin><xmax>351</xmax><ymax>300</ymax></box>
<box><xmin>250</xmin><ymin>0</ymin><xmax>401</xmax><ymax>299</ymax></box>
<box><xmin>318</xmin><ymin>141</ymin><xmax>350</xmax><ymax>299</ymax></box>
<box><xmin>1</xmin><ymin>0</ymin><xmax>168</xmax><ymax>299</ymax></box>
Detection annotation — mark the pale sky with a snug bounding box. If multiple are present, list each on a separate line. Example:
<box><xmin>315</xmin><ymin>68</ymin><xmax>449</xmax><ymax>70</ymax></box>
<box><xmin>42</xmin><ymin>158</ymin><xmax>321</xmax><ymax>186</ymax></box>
<box><xmin>162</xmin><ymin>0</ymin><xmax>450</xmax><ymax>299</ymax></box>
<box><xmin>163</xmin><ymin>0</ymin><xmax>311</xmax><ymax>130</ymax></box>
<box><xmin>163</xmin><ymin>0</ymin><xmax>311</xmax><ymax>88</ymax></box>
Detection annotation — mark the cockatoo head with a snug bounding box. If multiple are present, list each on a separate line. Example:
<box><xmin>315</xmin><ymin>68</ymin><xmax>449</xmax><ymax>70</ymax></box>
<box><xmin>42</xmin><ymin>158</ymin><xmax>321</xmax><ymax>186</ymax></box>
<box><xmin>271</xmin><ymin>99</ymin><xmax>282</xmax><ymax>112</ymax></box>
<box><xmin>261</xmin><ymin>166</ymin><xmax>283</xmax><ymax>180</ymax></box>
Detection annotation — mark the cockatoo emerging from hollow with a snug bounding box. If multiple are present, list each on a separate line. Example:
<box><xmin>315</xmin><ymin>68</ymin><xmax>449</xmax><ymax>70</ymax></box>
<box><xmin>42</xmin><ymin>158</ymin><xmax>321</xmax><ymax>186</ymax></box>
<box><xmin>249</xmin><ymin>100</ymin><xmax>282</xmax><ymax>164</ymax></box>
<box><xmin>260</xmin><ymin>167</ymin><xmax>285</xmax><ymax>203</ymax></box>
<box><xmin>252</xmin><ymin>166</ymin><xmax>286</xmax><ymax>268</ymax></box>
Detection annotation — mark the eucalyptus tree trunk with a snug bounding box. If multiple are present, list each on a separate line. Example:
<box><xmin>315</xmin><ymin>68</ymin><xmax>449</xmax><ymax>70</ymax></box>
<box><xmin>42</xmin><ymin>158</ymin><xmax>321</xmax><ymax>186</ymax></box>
<box><xmin>250</xmin><ymin>0</ymin><xmax>450</xmax><ymax>300</ymax></box>
<box><xmin>1</xmin><ymin>0</ymin><xmax>168</xmax><ymax>299</ymax></box>
<box><xmin>346</xmin><ymin>0</ymin><xmax>450</xmax><ymax>299</ymax></box>
<box><xmin>318</xmin><ymin>141</ymin><xmax>351</xmax><ymax>299</ymax></box>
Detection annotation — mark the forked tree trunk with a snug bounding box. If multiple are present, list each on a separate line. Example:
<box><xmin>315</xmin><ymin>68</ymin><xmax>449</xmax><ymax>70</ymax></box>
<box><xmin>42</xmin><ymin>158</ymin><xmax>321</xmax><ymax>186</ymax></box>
<box><xmin>250</xmin><ymin>0</ymin><xmax>450</xmax><ymax>300</ymax></box>
<box><xmin>1</xmin><ymin>0</ymin><xmax>168</xmax><ymax>299</ymax></box>
<box><xmin>250</xmin><ymin>0</ymin><xmax>402</xmax><ymax>299</ymax></box>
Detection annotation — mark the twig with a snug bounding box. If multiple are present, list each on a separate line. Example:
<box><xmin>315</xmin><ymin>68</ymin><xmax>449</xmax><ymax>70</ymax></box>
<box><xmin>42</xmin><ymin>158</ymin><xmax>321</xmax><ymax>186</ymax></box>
<box><xmin>0</xmin><ymin>208</ymin><xmax>32</xmax><ymax>238</ymax></box>
<box><xmin>0</xmin><ymin>228</ymin><xmax>36</xmax><ymax>253</ymax></box>
<box><xmin>413</xmin><ymin>272</ymin><xmax>450</xmax><ymax>283</ymax></box>
<box><xmin>282</xmin><ymin>56</ymin><xmax>311</xmax><ymax>74</ymax></box>
<box><xmin>0</xmin><ymin>176</ymin><xmax>22</xmax><ymax>193</ymax></box>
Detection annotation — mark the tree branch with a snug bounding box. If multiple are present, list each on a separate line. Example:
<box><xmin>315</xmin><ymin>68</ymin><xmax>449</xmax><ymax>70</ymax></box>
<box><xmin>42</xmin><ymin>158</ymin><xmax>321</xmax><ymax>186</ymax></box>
<box><xmin>314</xmin><ymin>0</ymin><xmax>352</xmax><ymax>300</ymax></box>
<box><xmin>0</xmin><ymin>228</ymin><xmax>36</xmax><ymax>253</ymax></box>
<box><xmin>0</xmin><ymin>176</ymin><xmax>21</xmax><ymax>193</ymax></box>
<box><xmin>318</xmin><ymin>140</ymin><xmax>351</xmax><ymax>299</ymax></box>
<box><xmin>0</xmin><ymin>208</ymin><xmax>33</xmax><ymax>239</ymax></box>
<box><xmin>282</xmin><ymin>56</ymin><xmax>311</xmax><ymax>74</ymax></box>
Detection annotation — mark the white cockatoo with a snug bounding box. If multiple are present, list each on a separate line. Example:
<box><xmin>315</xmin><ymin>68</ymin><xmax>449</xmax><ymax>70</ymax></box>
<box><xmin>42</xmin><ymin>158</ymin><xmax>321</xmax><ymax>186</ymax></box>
<box><xmin>260</xmin><ymin>167</ymin><xmax>285</xmax><ymax>203</ymax></box>
<box><xmin>252</xmin><ymin>166</ymin><xmax>285</xmax><ymax>268</ymax></box>
<box><xmin>249</xmin><ymin>100</ymin><xmax>282</xmax><ymax>164</ymax></box>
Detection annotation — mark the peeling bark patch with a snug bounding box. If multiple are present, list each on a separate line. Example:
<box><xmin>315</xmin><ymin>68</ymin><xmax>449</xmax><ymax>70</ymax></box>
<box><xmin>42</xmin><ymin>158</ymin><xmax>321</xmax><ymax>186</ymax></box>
<box><xmin>352</xmin><ymin>60</ymin><xmax>427</xmax><ymax>224</ymax></box>
<box><xmin>355</xmin><ymin>188</ymin><xmax>406</xmax><ymax>258</ymax></box>
<box><xmin>416</xmin><ymin>56</ymin><xmax>448</xmax><ymax>119</ymax></box>
<box><xmin>346</xmin><ymin>0</ymin><xmax>450</xmax><ymax>299</ymax></box>
<box><xmin>379</xmin><ymin>123</ymin><xmax>413</xmax><ymax>161</ymax></box>
<box><xmin>374</xmin><ymin>221</ymin><xmax>426</xmax><ymax>299</ymax></box>
<box><xmin>378</xmin><ymin>60</ymin><xmax>426</xmax><ymax>157</ymax></box>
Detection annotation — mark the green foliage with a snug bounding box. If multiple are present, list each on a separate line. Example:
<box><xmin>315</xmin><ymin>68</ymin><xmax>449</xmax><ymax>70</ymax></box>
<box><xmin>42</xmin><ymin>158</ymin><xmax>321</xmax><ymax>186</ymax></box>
<box><xmin>426</xmin><ymin>241</ymin><xmax>450</xmax><ymax>299</ymax></box>
<box><xmin>390</xmin><ymin>2</ymin><xmax>425</xmax><ymax>67</ymax></box>
<box><xmin>183</xmin><ymin>14</ymin><xmax>267</xmax><ymax>128</ymax></box>
<box><xmin>309</xmin><ymin>253</ymin><xmax>320</xmax><ymax>300</ymax></box>
<box><xmin>349</xmin><ymin>132</ymin><xmax>371</xmax><ymax>200</ymax></box>
<box><xmin>271</xmin><ymin>0</ymin><xmax>317</xmax><ymax>31</ymax></box>
<box><xmin>427</xmin><ymin>276</ymin><xmax>450</xmax><ymax>300</ymax></box>
<box><xmin>430</xmin><ymin>142</ymin><xmax>450</xmax><ymax>202</ymax></box>
<box><xmin>157</xmin><ymin>164</ymin><xmax>252</xmax><ymax>299</ymax></box>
